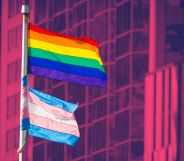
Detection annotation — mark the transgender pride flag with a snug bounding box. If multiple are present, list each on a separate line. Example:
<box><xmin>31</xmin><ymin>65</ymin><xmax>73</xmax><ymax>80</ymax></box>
<box><xmin>21</xmin><ymin>87</ymin><xmax>79</xmax><ymax>146</ymax></box>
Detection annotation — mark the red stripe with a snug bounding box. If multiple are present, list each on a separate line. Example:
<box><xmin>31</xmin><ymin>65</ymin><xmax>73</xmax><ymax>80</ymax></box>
<box><xmin>29</xmin><ymin>23</ymin><xmax>98</xmax><ymax>47</ymax></box>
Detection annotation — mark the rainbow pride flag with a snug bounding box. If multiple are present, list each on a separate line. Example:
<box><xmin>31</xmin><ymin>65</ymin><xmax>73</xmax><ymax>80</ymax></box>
<box><xmin>28</xmin><ymin>24</ymin><xmax>106</xmax><ymax>87</ymax></box>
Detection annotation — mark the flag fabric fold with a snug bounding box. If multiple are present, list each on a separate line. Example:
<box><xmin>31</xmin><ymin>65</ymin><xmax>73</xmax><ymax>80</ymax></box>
<box><xmin>20</xmin><ymin>87</ymin><xmax>79</xmax><ymax>146</ymax></box>
<box><xmin>28</xmin><ymin>23</ymin><xmax>107</xmax><ymax>87</ymax></box>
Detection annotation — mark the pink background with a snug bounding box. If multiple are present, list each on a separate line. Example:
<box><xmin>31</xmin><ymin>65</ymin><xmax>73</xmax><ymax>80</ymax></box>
<box><xmin>0</xmin><ymin>0</ymin><xmax>184</xmax><ymax>161</ymax></box>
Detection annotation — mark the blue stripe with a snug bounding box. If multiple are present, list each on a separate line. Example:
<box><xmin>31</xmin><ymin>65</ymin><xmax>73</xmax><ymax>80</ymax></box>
<box><xmin>20</xmin><ymin>118</ymin><xmax>30</xmax><ymax>130</ymax></box>
<box><xmin>29</xmin><ymin>88</ymin><xmax>78</xmax><ymax>113</ymax></box>
<box><xmin>28</xmin><ymin>124</ymin><xmax>79</xmax><ymax>146</ymax></box>
<box><xmin>28</xmin><ymin>56</ymin><xmax>107</xmax><ymax>80</ymax></box>
<box><xmin>21</xmin><ymin>75</ymin><xmax>28</xmax><ymax>86</ymax></box>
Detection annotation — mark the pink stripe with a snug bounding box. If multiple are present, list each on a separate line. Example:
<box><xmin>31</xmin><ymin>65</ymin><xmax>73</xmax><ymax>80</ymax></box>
<box><xmin>21</xmin><ymin>86</ymin><xmax>28</xmax><ymax>97</ymax></box>
<box><xmin>20</xmin><ymin>87</ymin><xmax>29</xmax><ymax>119</ymax></box>
<box><xmin>20</xmin><ymin>107</ymin><xmax>29</xmax><ymax>119</ymax></box>
<box><xmin>30</xmin><ymin>114</ymin><xmax>80</xmax><ymax>137</ymax></box>
<box><xmin>28</xmin><ymin>92</ymin><xmax>74</xmax><ymax>119</ymax></box>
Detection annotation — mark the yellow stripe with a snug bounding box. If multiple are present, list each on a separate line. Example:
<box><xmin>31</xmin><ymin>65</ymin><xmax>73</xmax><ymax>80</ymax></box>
<box><xmin>28</xmin><ymin>39</ymin><xmax>103</xmax><ymax>65</ymax></box>
<box><xmin>29</xmin><ymin>30</ymin><xmax>99</xmax><ymax>53</ymax></box>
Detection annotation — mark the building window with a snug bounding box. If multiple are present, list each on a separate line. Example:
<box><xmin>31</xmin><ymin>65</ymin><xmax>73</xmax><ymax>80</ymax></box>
<box><xmin>8</xmin><ymin>28</ymin><xmax>16</xmax><ymax>51</ymax></box>
<box><xmin>74</xmin><ymin>2</ymin><xmax>87</xmax><ymax>23</ymax></box>
<box><xmin>131</xmin><ymin>141</ymin><xmax>144</xmax><ymax>160</ymax></box>
<box><xmin>90</xmin><ymin>13</ymin><xmax>108</xmax><ymax>43</ymax></box>
<box><xmin>7</xmin><ymin>59</ymin><xmax>22</xmax><ymax>85</ymax></box>
<box><xmin>74</xmin><ymin>23</ymin><xmax>86</xmax><ymax>37</ymax></box>
<box><xmin>8</xmin><ymin>26</ymin><xmax>22</xmax><ymax>52</ymax></box>
<box><xmin>49</xmin><ymin>0</ymin><xmax>66</xmax><ymax>17</ymax></box>
<box><xmin>89</xmin><ymin>86</ymin><xmax>107</xmax><ymax>101</ymax></box>
<box><xmin>131</xmin><ymin>108</ymin><xmax>144</xmax><ymax>139</ymax></box>
<box><xmin>116</xmin><ymin>0</ymin><xmax>128</xmax><ymax>3</ymax></box>
<box><xmin>14</xmin><ymin>127</ymin><xmax>19</xmax><ymax>149</ymax></box>
<box><xmin>8</xmin><ymin>0</ymin><xmax>16</xmax><ymax>18</ymax></box>
<box><xmin>15</xmin><ymin>93</ymin><xmax>20</xmax><ymax>115</ymax></box>
<box><xmin>99</xmin><ymin>43</ymin><xmax>108</xmax><ymax>63</ymax></box>
<box><xmin>70</xmin><ymin>128</ymin><xmax>85</xmax><ymax>159</ymax></box>
<box><xmin>68</xmin><ymin>84</ymin><xmax>85</xmax><ymax>104</ymax></box>
<box><xmin>16</xmin><ymin>59</ymin><xmax>21</xmax><ymax>81</ymax></box>
<box><xmin>35</xmin><ymin>0</ymin><xmax>47</xmax><ymax>23</ymax></box>
<box><xmin>16</xmin><ymin>25</ymin><xmax>22</xmax><ymax>48</ymax></box>
<box><xmin>7</xmin><ymin>62</ymin><xmax>16</xmax><ymax>84</ymax></box>
<box><xmin>88</xmin><ymin>120</ymin><xmax>106</xmax><ymax>151</ymax></box>
<box><xmin>47</xmin><ymin>142</ymin><xmax>64</xmax><ymax>161</ymax></box>
<box><xmin>7</xmin><ymin>93</ymin><xmax>20</xmax><ymax>118</ymax></box>
<box><xmin>33</xmin><ymin>144</ymin><xmax>44</xmax><ymax>161</ymax></box>
<box><xmin>133</xmin><ymin>32</ymin><xmax>149</xmax><ymax>52</ymax></box>
<box><xmin>133</xmin><ymin>0</ymin><xmax>149</xmax><ymax>29</ymax></box>
<box><xmin>52</xmin><ymin>85</ymin><xmax>65</xmax><ymax>100</ymax></box>
<box><xmin>7</xmin><ymin>96</ymin><xmax>15</xmax><ymax>118</ymax></box>
<box><xmin>33</xmin><ymin>137</ymin><xmax>43</xmax><ymax>144</ymax></box>
<box><xmin>6</xmin><ymin>129</ymin><xmax>14</xmax><ymax>152</ymax></box>
<box><xmin>115</xmin><ymin>111</ymin><xmax>129</xmax><ymax>141</ymax></box>
<box><xmin>49</xmin><ymin>13</ymin><xmax>66</xmax><ymax>32</ymax></box>
<box><xmin>110</xmin><ymin>110</ymin><xmax>129</xmax><ymax>142</ymax></box>
<box><xmin>90</xmin><ymin>0</ymin><xmax>108</xmax><ymax>17</ymax></box>
<box><xmin>115</xmin><ymin>88</ymin><xmax>130</xmax><ymax>112</ymax></box>
<box><xmin>69</xmin><ymin>10</ymin><xmax>74</xmax><ymax>28</ymax></box>
<box><xmin>6</xmin><ymin>128</ymin><xmax>19</xmax><ymax>152</ymax></box>
<box><xmin>109</xmin><ymin>143</ymin><xmax>129</xmax><ymax>161</ymax></box>
<box><xmin>93</xmin><ymin>151</ymin><xmax>106</xmax><ymax>161</ymax></box>
<box><xmin>117</xmin><ymin>1</ymin><xmax>131</xmax><ymax>34</ymax></box>
<box><xmin>8</xmin><ymin>0</ymin><xmax>30</xmax><ymax>18</ymax></box>
<box><xmin>16</xmin><ymin>0</ymin><xmax>23</xmax><ymax>14</ymax></box>
<box><xmin>117</xmin><ymin>34</ymin><xmax>130</xmax><ymax>56</ymax></box>
<box><xmin>39</xmin><ymin>23</ymin><xmax>47</xmax><ymax>29</ymax></box>
<box><xmin>109</xmin><ymin>64</ymin><xmax>116</xmax><ymax>91</ymax></box>
<box><xmin>116</xmin><ymin>57</ymin><xmax>130</xmax><ymax>88</ymax></box>
<box><xmin>34</xmin><ymin>77</ymin><xmax>46</xmax><ymax>90</ymax></box>
<box><xmin>75</xmin><ymin>107</ymin><xmax>85</xmax><ymax>126</ymax></box>
<box><xmin>48</xmin><ymin>79</ymin><xmax>60</xmax><ymax>88</ymax></box>
<box><xmin>89</xmin><ymin>98</ymin><xmax>107</xmax><ymax>121</ymax></box>
<box><xmin>133</xmin><ymin>54</ymin><xmax>148</xmax><ymax>83</ymax></box>
<box><xmin>131</xmin><ymin>86</ymin><xmax>144</xmax><ymax>107</ymax></box>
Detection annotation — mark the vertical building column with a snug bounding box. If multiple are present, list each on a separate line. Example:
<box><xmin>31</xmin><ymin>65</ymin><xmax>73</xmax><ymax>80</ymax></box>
<box><xmin>149</xmin><ymin>0</ymin><xmax>166</xmax><ymax>72</ymax></box>
<box><xmin>180</xmin><ymin>63</ymin><xmax>184</xmax><ymax>161</ymax></box>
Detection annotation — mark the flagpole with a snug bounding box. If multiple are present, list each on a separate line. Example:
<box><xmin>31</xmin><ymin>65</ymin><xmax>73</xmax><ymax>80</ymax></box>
<box><xmin>19</xmin><ymin>5</ymin><xmax>29</xmax><ymax>161</ymax></box>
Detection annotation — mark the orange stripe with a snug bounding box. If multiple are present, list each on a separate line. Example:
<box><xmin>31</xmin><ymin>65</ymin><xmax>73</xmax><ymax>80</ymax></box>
<box><xmin>29</xmin><ymin>23</ymin><xmax>98</xmax><ymax>47</ymax></box>
<box><xmin>29</xmin><ymin>30</ymin><xmax>99</xmax><ymax>53</ymax></box>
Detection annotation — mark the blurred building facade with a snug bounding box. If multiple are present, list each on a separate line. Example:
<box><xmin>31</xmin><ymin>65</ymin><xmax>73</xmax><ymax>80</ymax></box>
<box><xmin>0</xmin><ymin>0</ymin><xmax>149</xmax><ymax>161</ymax></box>
<box><xmin>144</xmin><ymin>0</ymin><xmax>184</xmax><ymax>161</ymax></box>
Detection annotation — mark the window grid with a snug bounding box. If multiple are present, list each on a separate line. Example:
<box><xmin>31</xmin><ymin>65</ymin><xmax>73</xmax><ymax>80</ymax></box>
<box><xmin>3</xmin><ymin>0</ymin><xmax>149</xmax><ymax>160</ymax></box>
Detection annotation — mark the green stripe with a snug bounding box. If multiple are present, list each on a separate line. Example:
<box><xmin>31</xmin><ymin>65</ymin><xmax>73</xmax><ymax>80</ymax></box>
<box><xmin>28</xmin><ymin>48</ymin><xmax>105</xmax><ymax>73</ymax></box>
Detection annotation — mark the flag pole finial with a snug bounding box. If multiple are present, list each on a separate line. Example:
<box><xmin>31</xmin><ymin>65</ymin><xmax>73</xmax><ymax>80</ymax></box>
<box><xmin>21</xmin><ymin>5</ymin><xmax>29</xmax><ymax>14</ymax></box>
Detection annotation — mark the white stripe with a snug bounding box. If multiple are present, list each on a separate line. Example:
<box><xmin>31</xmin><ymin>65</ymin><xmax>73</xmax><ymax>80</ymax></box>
<box><xmin>28</xmin><ymin>102</ymin><xmax>78</xmax><ymax>126</ymax></box>
<box><xmin>21</xmin><ymin>96</ymin><xmax>28</xmax><ymax>108</ymax></box>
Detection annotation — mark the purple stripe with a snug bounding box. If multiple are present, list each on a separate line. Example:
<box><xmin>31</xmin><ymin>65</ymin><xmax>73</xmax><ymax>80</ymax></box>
<box><xmin>28</xmin><ymin>66</ymin><xmax>106</xmax><ymax>88</ymax></box>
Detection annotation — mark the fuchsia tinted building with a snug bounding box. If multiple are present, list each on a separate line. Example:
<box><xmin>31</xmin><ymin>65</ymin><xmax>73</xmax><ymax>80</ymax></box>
<box><xmin>0</xmin><ymin>0</ymin><xmax>149</xmax><ymax>161</ymax></box>
<box><xmin>144</xmin><ymin>1</ymin><xmax>184</xmax><ymax>161</ymax></box>
<box><xmin>3</xmin><ymin>0</ymin><xmax>184</xmax><ymax>161</ymax></box>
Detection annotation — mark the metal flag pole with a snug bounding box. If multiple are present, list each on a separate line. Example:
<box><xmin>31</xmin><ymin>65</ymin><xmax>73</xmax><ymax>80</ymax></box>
<box><xmin>19</xmin><ymin>5</ymin><xmax>29</xmax><ymax>161</ymax></box>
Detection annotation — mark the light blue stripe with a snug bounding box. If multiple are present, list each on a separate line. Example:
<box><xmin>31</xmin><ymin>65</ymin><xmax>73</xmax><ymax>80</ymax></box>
<box><xmin>21</xmin><ymin>75</ymin><xmax>28</xmax><ymax>86</ymax></box>
<box><xmin>28</xmin><ymin>88</ymin><xmax>78</xmax><ymax>113</ymax></box>
<box><xmin>28</xmin><ymin>124</ymin><xmax>79</xmax><ymax>146</ymax></box>
<box><xmin>20</xmin><ymin>118</ymin><xmax>30</xmax><ymax>130</ymax></box>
